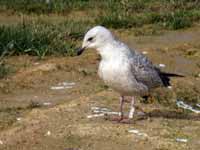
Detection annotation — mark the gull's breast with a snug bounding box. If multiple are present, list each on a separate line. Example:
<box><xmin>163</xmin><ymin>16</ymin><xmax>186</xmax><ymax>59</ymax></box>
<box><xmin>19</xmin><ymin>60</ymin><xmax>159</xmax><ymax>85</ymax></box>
<box><xmin>98</xmin><ymin>59</ymin><xmax>148</xmax><ymax>96</ymax></box>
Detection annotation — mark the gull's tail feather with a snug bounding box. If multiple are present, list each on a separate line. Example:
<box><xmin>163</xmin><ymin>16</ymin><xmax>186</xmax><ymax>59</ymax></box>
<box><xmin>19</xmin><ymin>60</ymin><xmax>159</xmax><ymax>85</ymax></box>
<box><xmin>159</xmin><ymin>72</ymin><xmax>184</xmax><ymax>87</ymax></box>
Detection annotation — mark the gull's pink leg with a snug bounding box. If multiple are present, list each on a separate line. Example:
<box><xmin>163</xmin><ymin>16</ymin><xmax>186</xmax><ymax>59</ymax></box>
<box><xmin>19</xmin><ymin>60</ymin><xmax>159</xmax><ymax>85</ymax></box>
<box><xmin>129</xmin><ymin>97</ymin><xmax>135</xmax><ymax>119</ymax></box>
<box><xmin>120</xmin><ymin>96</ymin><xmax>135</xmax><ymax>124</ymax></box>
<box><xmin>109</xmin><ymin>96</ymin><xmax>125</xmax><ymax>122</ymax></box>
<box><xmin>119</xmin><ymin>96</ymin><xmax>125</xmax><ymax>120</ymax></box>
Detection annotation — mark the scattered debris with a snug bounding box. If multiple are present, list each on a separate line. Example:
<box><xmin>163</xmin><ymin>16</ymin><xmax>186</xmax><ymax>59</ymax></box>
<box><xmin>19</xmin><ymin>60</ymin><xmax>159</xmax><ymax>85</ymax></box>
<box><xmin>91</xmin><ymin>107</ymin><xmax>110</xmax><ymax>111</ymax></box>
<box><xmin>50</xmin><ymin>82</ymin><xmax>75</xmax><ymax>90</ymax></box>
<box><xmin>176</xmin><ymin>100</ymin><xmax>200</xmax><ymax>114</ymax></box>
<box><xmin>50</xmin><ymin>86</ymin><xmax>66</xmax><ymax>90</ymax></box>
<box><xmin>104</xmin><ymin>112</ymin><xmax>121</xmax><ymax>115</ymax></box>
<box><xmin>142</xmin><ymin>51</ymin><xmax>148</xmax><ymax>55</ymax></box>
<box><xmin>59</xmin><ymin>82</ymin><xmax>75</xmax><ymax>86</ymax></box>
<box><xmin>196</xmin><ymin>104</ymin><xmax>200</xmax><ymax>108</ymax></box>
<box><xmin>159</xmin><ymin>64</ymin><xmax>166</xmax><ymax>68</ymax></box>
<box><xmin>128</xmin><ymin>129</ymin><xmax>148</xmax><ymax>137</ymax></box>
<box><xmin>16</xmin><ymin>117</ymin><xmax>21</xmax><ymax>121</ymax></box>
<box><xmin>43</xmin><ymin>102</ymin><xmax>52</xmax><ymax>106</ymax></box>
<box><xmin>87</xmin><ymin>114</ymin><xmax>105</xmax><ymax>119</ymax></box>
<box><xmin>0</xmin><ymin>140</ymin><xmax>3</xmax><ymax>145</ymax></box>
<box><xmin>93</xmin><ymin>110</ymin><xmax>120</xmax><ymax>115</ymax></box>
<box><xmin>45</xmin><ymin>131</ymin><xmax>51</xmax><ymax>136</ymax></box>
<box><xmin>176</xmin><ymin>138</ymin><xmax>188</xmax><ymax>143</ymax></box>
<box><xmin>92</xmin><ymin>107</ymin><xmax>120</xmax><ymax>115</ymax></box>
<box><xmin>87</xmin><ymin>106</ymin><xmax>121</xmax><ymax>119</ymax></box>
<box><xmin>88</xmin><ymin>106</ymin><xmax>144</xmax><ymax>119</ymax></box>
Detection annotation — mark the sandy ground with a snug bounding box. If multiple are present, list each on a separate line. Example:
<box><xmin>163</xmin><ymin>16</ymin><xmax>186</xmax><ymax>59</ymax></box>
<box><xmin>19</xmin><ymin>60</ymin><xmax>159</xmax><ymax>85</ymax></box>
<box><xmin>0</xmin><ymin>26</ymin><xmax>200</xmax><ymax>150</ymax></box>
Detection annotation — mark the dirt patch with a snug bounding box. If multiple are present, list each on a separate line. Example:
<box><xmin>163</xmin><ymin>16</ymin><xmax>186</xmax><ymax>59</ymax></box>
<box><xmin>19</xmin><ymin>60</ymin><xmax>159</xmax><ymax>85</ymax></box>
<box><xmin>0</xmin><ymin>27</ymin><xmax>200</xmax><ymax>150</ymax></box>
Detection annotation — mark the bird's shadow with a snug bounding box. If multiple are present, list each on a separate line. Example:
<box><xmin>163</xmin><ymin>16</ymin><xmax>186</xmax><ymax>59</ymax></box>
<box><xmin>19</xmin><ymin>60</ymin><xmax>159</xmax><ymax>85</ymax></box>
<box><xmin>145</xmin><ymin>109</ymin><xmax>200</xmax><ymax>121</ymax></box>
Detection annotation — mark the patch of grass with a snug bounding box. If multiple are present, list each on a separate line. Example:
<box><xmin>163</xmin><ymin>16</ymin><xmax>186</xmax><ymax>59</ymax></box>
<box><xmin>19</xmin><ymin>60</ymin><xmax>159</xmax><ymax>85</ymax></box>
<box><xmin>95</xmin><ymin>0</ymin><xmax>200</xmax><ymax>30</ymax></box>
<box><xmin>0</xmin><ymin>0</ymin><xmax>200</xmax><ymax>58</ymax></box>
<box><xmin>0</xmin><ymin>0</ymin><xmax>92</xmax><ymax>14</ymax></box>
<box><xmin>0</xmin><ymin>23</ymin><xmax>71</xmax><ymax>58</ymax></box>
<box><xmin>0</xmin><ymin>20</ymin><xmax>93</xmax><ymax>58</ymax></box>
<box><xmin>132</xmin><ymin>25</ymin><xmax>162</xmax><ymax>36</ymax></box>
<box><xmin>149</xmin><ymin>88</ymin><xmax>176</xmax><ymax>106</ymax></box>
<box><xmin>95</xmin><ymin>13</ymin><xmax>144</xmax><ymax>29</ymax></box>
<box><xmin>64</xmin><ymin>134</ymin><xmax>83</xmax><ymax>148</ymax></box>
<box><xmin>27</xmin><ymin>101</ymin><xmax>41</xmax><ymax>109</ymax></box>
<box><xmin>0</xmin><ymin>108</ymin><xmax>23</xmax><ymax>130</ymax></box>
<box><xmin>96</xmin><ymin>9</ymin><xmax>200</xmax><ymax>30</ymax></box>
<box><xmin>149</xmin><ymin>10</ymin><xmax>192</xmax><ymax>30</ymax></box>
<box><xmin>176</xmin><ymin>87</ymin><xmax>200</xmax><ymax>105</ymax></box>
<box><xmin>0</xmin><ymin>100</ymin><xmax>43</xmax><ymax>130</ymax></box>
<box><xmin>183</xmin><ymin>47</ymin><xmax>200</xmax><ymax>58</ymax></box>
<box><xmin>1</xmin><ymin>0</ymin><xmax>200</xmax><ymax>31</ymax></box>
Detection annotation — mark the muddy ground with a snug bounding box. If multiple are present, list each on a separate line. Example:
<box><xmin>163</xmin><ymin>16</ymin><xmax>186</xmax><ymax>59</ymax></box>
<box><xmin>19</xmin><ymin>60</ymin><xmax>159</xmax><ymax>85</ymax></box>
<box><xmin>0</xmin><ymin>25</ymin><xmax>200</xmax><ymax>150</ymax></box>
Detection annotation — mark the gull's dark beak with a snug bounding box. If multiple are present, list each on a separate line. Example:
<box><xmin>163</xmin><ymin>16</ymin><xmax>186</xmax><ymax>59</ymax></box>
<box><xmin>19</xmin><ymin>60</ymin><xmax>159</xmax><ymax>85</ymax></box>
<box><xmin>77</xmin><ymin>47</ymin><xmax>86</xmax><ymax>56</ymax></box>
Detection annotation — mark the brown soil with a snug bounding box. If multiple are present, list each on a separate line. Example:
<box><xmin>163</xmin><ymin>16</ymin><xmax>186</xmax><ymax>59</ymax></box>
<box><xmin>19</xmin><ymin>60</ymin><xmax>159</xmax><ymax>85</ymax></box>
<box><xmin>0</xmin><ymin>26</ymin><xmax>200</xmax><ymax>150</ymax></box>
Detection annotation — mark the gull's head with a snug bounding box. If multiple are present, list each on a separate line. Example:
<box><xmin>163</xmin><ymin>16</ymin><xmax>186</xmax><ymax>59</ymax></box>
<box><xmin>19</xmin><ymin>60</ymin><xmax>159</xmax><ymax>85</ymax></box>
<box><xmin>77</xmin><ymin>26</ymin><xmax>114</xmax><ymax>55</ymax></box>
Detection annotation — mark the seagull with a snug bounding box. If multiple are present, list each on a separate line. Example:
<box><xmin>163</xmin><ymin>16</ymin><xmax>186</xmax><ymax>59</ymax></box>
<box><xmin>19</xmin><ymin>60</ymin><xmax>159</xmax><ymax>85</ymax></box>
<box><xmin>77</xmin><ymin>26</ymin><xmax>183</xmax><ymax>123</ymax></box>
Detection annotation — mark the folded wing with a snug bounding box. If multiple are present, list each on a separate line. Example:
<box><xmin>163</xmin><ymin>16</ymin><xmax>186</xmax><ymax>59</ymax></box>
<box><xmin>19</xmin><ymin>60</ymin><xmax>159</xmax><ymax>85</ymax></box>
<box><xmin>130</xmin><ymin>52</ymin><xmax>164</xmax><ymax>89</ymax></box>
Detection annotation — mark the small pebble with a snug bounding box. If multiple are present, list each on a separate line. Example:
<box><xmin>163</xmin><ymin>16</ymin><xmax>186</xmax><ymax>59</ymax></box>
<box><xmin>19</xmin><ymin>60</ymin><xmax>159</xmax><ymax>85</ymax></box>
<box><xmin>167</xmin><ymin>86</ymin><xmax>172</xmax><ymax>89</ymax></box>
<box><xmin>176</xmin><ymin>138</ymin><xmax>188</xmax><ymax>143</ymax></box>
<box><xmin>0</xmin><ymin>140</ymin><xmax>3</xmax><ymax>145</ymax></box>
<box><xmin>43</xmin><ymin>102</ymin><xmax>51</xmax><ymax>106</ymax></box>
<box><xmin>45</xmin><ymin>131</ymin><xmax>51</xmax><ymax>136</ymax></box>
<box><xmin>16</xmin><ymin>117</ymin><xmax>21</xmax><ymax>121</ymax></box>
<box><xmin>159</xmin><ymin>64</ymin><xmax>166</xmax><ymax>68</ymax></box>
<box><xmin>128</xmin><ymin>129</ymin><xmax>139</xmax><ymax>134</ymax></box>
<box><xmin>142</xmin><ymin>51</ymin><xmax>148</xmax><ymax>55</ymax></box>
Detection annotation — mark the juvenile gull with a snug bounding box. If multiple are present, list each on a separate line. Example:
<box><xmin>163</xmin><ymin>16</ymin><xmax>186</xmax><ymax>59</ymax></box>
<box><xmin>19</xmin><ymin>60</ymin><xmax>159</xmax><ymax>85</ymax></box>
<box><xmin>77</xmin><ymin>26</ymin><xmax>182</xmax><ymax>123</ymax></box>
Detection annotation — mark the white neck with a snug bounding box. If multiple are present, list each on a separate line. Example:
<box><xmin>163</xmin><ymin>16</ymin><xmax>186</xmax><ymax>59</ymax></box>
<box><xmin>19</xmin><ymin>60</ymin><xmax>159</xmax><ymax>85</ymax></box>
<box><xmin>97</xmin><ymin>40</ymin><xmax>132</xmax><ymax>61</ymax></box>
<box><xmin>97</xmin><ymin>42</ymin><xmax>117</xmax><ymax>60</ymax></box>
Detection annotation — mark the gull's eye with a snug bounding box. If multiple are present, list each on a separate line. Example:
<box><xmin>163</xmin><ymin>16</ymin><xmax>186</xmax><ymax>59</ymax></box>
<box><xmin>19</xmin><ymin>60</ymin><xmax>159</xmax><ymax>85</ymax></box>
<box><xmin>87</xmin><ymin>37</ymin><xmax>93</xmax><ymax>41</ymax></box>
